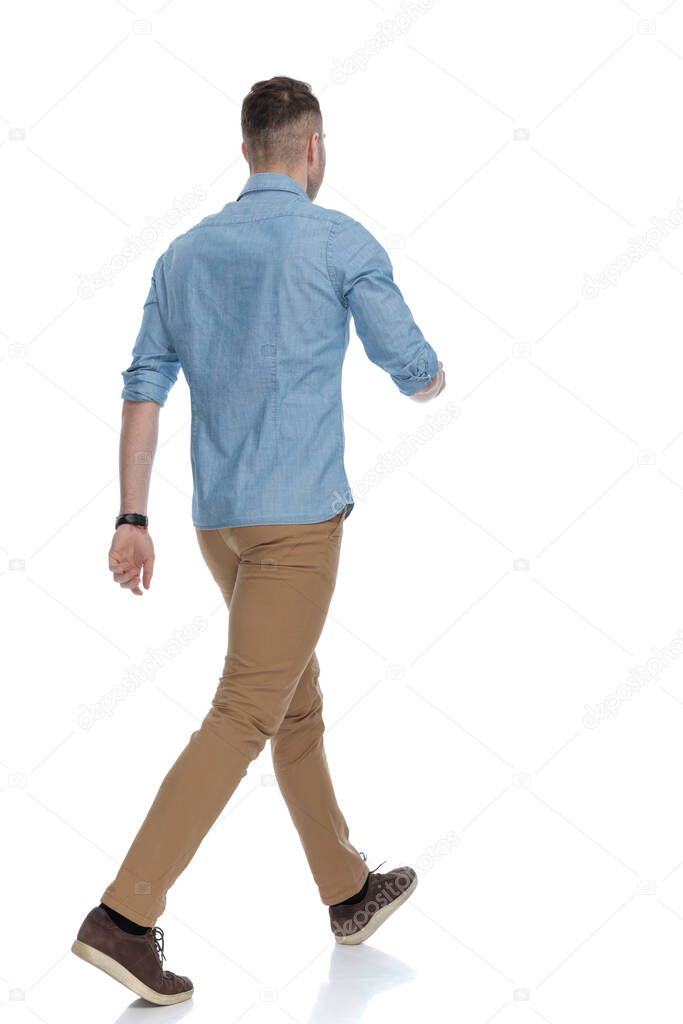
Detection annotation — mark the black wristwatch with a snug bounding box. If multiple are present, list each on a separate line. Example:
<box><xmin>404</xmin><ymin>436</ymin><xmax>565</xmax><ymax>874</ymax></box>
<box><xmin>115</xmin><ymin>512</ymin><xmax>149</xmax><ymax>529</ymax></box>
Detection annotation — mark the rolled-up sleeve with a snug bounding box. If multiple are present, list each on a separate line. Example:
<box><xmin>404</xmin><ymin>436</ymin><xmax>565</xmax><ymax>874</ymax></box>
<box><xmin>328</xmin><ymin>217</ymin><xmax>439</xmax><ymax>396</ymax></box>
<box><xmin>120</xmin><ymin>263</ymin><xmax>180</xmax><ymax>407</ymax></box>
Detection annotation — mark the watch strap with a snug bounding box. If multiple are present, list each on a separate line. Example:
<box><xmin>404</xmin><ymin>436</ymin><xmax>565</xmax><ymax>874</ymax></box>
<box><xmin>115</xmin><ymin>512</ymin><xmax>148</xmax><ymax>529</ymax></box>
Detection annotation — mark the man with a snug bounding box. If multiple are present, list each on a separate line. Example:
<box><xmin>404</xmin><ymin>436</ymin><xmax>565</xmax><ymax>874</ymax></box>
<box><xmin>71</xmin><ymin>76</ymin><xmax>445</xmax><ymax>1005</ymax></box>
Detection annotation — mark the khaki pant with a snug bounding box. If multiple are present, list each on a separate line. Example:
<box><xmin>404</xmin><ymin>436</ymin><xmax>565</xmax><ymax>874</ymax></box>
<box><xmin>100</xmin><ymin>506</ymin><xmax>368</xmax><ymax>927</ymax></box>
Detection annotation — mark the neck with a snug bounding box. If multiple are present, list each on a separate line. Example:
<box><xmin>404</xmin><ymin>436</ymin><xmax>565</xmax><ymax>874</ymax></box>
<box><xmin>250</xmin><ymin>166</ymin><xmax>307</xmax><ymax>191</ymax></box>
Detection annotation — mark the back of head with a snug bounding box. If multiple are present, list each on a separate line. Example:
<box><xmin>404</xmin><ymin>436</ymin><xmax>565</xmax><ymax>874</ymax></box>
<box><xmin>241</xmin><ymin>76</ymin><xmax>323</xmax><ymax>171</ymax></box>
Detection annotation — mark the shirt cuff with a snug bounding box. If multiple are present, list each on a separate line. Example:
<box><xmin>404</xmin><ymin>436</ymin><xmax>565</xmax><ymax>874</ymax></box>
<box><xmin>121</xmin><ymin>372</ymin><xmax>171</xmax><ymax>407</ymax></box>
<box><xmin>390</xmin><ymin>344</ymin><xmax>440</xmax><ymax>396</ymax></box>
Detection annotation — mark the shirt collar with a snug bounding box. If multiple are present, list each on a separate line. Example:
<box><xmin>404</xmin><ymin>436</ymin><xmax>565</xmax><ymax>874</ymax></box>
<box><xmin>236</xmin><ymin>172</ymin><xmax>310</xmax><ymax>202</ymax></box>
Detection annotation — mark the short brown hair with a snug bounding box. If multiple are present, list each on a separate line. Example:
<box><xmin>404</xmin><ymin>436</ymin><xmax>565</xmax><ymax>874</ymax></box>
<box><xmin>241</xmin><ymin>76</ymin><xmax>322</xmax><ymax>167</ymax></box>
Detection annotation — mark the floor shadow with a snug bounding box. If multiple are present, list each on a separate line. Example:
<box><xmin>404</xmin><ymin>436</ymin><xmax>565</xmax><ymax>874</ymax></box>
<box><xmin>113</xmin><ymin>996</ymin><xmax>195</xmax><ymax>1022</ymax></box>
<box><xmin>308</xmin><ymin>943</ymin><xmax>416</xmax><ymax>1023</ymax></box>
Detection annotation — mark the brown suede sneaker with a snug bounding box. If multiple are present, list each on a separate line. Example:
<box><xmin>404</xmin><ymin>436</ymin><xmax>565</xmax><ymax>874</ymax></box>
<box><xmin>329</xmin><ymin>859</ymin><xmax>418</xmax><ymax>945</ymax></box>
<box><xmin>71</xmin><ymin>906</ymin><xmax>193</xmax><ymax>1005</ymax></box>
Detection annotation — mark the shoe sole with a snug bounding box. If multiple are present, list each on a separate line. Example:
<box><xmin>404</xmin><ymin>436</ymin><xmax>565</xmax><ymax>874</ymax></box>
<box><xmin>71</xmin><ymin>939</ymin><xmax>193</xmax><ymax>1005</ymax></box>
<box><xmin>334</xmin><ymin>874</ymin><xmax>418</xmax><ymax>945</ymax></box>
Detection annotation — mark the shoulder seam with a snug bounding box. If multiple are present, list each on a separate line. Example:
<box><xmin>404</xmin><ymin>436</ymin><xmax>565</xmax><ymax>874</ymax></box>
<box><xmin>185</xmin><ymin>210</ymin><xmax>343</xmax><ymax>230</ymax></box>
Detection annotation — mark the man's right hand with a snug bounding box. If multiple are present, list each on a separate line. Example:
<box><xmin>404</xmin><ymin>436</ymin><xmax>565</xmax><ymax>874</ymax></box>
<box><xmin>411</xmin><ymin>361</ymin><xmax>445</xmax><ymax>402</ymax></box>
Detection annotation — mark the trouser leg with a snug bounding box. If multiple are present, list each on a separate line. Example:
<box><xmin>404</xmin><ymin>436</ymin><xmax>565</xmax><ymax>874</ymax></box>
<box><xmin>271</xmin><ymin>649</ymin><xmax>369</xmax><ymax>904</ymax></box>
<box><xmin>100</xmin><ymin>513</ymin><xmax>344</xmax><ymax>926</ymax></box>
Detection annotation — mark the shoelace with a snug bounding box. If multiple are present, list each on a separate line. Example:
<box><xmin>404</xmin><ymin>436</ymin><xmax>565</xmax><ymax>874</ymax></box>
<box><xmin>150</xmin><ymin>926</ymin><xmax>166</xmax><ymax>966</ymax></box>
<box><xmin>359</xmin><ymin>850</ymin><xmax>387</xmax><ymax>875</ymax></box>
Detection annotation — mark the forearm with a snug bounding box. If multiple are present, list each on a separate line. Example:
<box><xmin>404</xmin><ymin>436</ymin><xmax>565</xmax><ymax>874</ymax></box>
<box><xmin>119</xmin><ymin>400</ymin><xmax>160</xmax><ymax>516</ymax></box>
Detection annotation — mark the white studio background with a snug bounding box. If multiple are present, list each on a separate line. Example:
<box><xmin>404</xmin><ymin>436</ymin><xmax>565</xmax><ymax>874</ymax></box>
<box><xmin>2</xmin><ymin>0</ymin><xmax>683</xmax><ymax>1021</ymax></box>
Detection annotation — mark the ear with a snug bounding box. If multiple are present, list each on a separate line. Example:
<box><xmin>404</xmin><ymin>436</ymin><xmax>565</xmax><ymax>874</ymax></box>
<box><xmin>308</xmin><ymin>131</ymin><xmax>319</xmax><ymax>164</ymax></box>
<box><xmin>241</xmin><ymin>141</ymin><xmax>249</xmax><ymax>164</ymax></box>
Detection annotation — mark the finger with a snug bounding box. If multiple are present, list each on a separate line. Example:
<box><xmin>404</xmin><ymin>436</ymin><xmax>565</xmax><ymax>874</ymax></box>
<box><xmin>111</xmin><ymin>558</ymin><xmax>134</xmax><ymax>574</ymax></box>
<box><xmin>113</xmin><ymin>569</ymin><xmax>139</xmax><ymax>584</ymax></box>
<box><xmin>120</xmin><ymin>575</ymin><xmax>140</xmax><ymax>589</ymax></box>
<box><xmin>142</xmin><ymin>556</ymin><xmax>154</xmax><ymax>590</ymax></box>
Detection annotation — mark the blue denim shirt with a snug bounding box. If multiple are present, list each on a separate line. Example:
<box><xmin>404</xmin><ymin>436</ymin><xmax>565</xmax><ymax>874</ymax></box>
<box><xmin>121</xmin><ymin>172</ymin><xmax>439</xmax><ymax>529</ymax></box>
